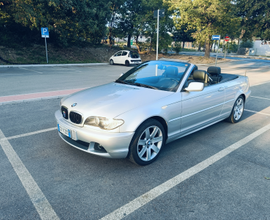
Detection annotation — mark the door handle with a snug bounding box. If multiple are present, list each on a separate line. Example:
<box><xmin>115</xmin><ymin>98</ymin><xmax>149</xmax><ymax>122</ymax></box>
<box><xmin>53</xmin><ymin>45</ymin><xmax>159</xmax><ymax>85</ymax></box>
<box><xmin>218</xmin><ymin>87</ymin><xmax>225</xmax><ymax>92</ymax></box>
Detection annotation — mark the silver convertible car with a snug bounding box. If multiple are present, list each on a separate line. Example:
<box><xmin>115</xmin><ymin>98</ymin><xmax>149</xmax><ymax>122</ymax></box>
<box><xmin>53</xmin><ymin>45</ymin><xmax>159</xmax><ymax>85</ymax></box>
<box><xmin>55</xmin><ymin>60</ymin><xmax>251</xmax><ymax>165</ymax></box>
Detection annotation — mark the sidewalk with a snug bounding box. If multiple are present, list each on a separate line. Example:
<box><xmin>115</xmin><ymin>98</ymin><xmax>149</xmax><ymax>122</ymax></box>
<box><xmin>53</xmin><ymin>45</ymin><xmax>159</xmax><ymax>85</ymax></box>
<box><xmin>178</xmin><ymin>51</ymin><xmax>270</xmax><ymax>61</ymax></box>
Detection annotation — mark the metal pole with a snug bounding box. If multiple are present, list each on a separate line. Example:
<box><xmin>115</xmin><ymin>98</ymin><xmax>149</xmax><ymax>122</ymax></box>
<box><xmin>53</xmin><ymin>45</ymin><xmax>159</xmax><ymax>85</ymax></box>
<box><xmin>215</xmin><ymin>39</ymin><xmax>220</xmax><ymax>66</ymax></box>
<box><xmin>224</xmin><ymin>41</ymin><xmax>227</xmax><ymax>59</ymax></box>
<box><xmin>156</xmin><ymin>9</ymin><xmax>159</xmax><ymax>60</ymax></box>
<box><xmin>45</xmin><ymin>37</ymin><xmax>48</xmax><ymax>63</ymax></box>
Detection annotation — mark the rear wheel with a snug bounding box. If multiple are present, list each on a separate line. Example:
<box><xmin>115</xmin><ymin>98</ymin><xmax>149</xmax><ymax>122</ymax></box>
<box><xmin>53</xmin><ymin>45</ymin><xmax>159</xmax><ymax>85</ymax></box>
<box><xmin>110</xmin><ymin>59</ymin><xmax>114</xmax><ymax>65</ymax></box>
<box><xmin>128</xmin><ymin>119</ymin><xmax>165</xmax><ymax>166</ymax></box>
<box><xmin>226</xmin><ymin>95</ymin><xmax>245</xmax><ymax>123</ymax></box>
<box><xmin>125</xmin><ymin>60</ymin><xmax>130</xmax><ymax>66</ymax></box>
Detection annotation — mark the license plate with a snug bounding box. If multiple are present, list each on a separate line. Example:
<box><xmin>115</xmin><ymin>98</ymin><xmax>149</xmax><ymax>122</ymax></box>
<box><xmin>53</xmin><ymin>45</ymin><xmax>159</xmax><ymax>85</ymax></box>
<box><xmin>58</xmin><ymin>124</ymin><xmax>77</xmax><ymax>140</ymax></box>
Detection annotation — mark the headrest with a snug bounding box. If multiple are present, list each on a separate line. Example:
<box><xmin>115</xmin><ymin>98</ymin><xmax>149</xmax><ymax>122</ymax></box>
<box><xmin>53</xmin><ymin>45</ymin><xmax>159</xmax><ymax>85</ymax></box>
<box><xmin>193</xmin><ymin>70</ymin><xmax>206</xmax><ymax>81</ymax></box>
<box><xmin>207</xmin><ymin>66</ymin><xmax>221</xmax><ymax>76</ymax></box>
<box><xmin>165</xmin><ymin>66</ymin><xmax>178</xmax><ymax>78</ymax></box>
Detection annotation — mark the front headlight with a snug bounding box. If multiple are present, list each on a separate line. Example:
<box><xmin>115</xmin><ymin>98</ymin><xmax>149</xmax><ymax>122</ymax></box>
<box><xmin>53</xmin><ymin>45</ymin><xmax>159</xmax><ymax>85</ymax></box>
<box><xmin>84</xmin><ymin>116</ymin><xmax>124</xmax><ymax>130</ymax></box>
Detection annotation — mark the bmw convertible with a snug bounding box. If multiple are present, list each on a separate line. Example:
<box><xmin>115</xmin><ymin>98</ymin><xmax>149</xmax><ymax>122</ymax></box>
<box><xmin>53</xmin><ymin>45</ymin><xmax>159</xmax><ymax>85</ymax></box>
<box><xmin>55</xmin><ymin>60</ymin><xmax>251</xmax><ymax>165</ymax></box>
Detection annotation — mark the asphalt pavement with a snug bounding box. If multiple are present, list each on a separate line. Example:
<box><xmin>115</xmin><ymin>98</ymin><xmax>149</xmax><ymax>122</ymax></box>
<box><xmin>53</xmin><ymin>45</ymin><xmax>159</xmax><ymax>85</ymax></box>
<box><xmin>0</xmin><ymin>60</ymin><xmax>270</xmax><ymax>220</ymax></box>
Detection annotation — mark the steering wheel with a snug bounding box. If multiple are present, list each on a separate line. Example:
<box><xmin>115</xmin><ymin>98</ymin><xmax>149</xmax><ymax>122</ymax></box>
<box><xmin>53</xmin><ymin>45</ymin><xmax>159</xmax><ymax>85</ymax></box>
<box><xmin>157</xmin><ymin>78</ymin><xmax>179</xmax><ymax>89</ymax></box>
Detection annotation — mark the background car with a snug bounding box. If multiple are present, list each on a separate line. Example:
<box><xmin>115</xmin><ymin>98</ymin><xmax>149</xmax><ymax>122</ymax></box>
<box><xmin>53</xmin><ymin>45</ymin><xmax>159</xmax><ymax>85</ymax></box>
<box><xmin>55</xmin><ymin>60</ymin><xmax>251</xmax><ymax>166</ymax></box>
<box><xmin>109</xmin><ymin>50</ymin><xmax>141</xmax><ymax>66</ymax></box>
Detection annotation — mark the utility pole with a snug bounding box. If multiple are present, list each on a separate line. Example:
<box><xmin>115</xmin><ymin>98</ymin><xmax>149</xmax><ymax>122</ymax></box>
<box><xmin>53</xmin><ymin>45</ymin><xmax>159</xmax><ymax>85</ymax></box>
<box><xmin>154</xmin><ymin>9</ymin><xmax>165</xmax><ymax>60</ymax></box>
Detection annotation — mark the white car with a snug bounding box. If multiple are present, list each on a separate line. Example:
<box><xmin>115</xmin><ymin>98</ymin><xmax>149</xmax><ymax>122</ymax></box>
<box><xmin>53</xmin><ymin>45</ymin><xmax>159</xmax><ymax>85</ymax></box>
<box><xmin>109</xmin><ymin>50</ymin><xmax>142</xmax><ymax>66</ymax></box>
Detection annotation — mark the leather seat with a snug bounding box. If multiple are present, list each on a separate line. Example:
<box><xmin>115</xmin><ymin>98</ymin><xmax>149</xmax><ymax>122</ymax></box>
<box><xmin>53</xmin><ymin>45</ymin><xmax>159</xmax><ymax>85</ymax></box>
<box><xmin>207</xmin><ymin>66</ymin><xmax>221</xmax><ymax>83</ymax></box>
<box><xmin>193</xmin><ymin>70</ymin><xmax>209</xmax><ymax>86</ymax></box>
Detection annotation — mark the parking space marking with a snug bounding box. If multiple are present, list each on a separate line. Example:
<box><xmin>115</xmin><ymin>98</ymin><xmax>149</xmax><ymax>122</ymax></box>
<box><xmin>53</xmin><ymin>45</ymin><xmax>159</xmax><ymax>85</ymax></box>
<box><xmin>100</xmin><ymin>123</ymin><xmax>270</xmax><ymax>220</ymax></box>
<box><xmin>245</xmin><ymin>109</ymin><xmax>270</xmax><ymax>116</ymax></box>
<box><xmin>0</xmin><ymin>130</ymin><xmax>59</xmax><ymax>220</ymax></box>
<box><xmin>3</xmin><ymin>127</ymin><xmax>57</xmax><ymax>141</ymax></box>
<box><xmin>251</xmin><ymin>80</ymin><xmax>270</xmax><ymax>87</ymax></box>
<box><xmin>251</xmin><ymin>96</ymin><xmax>270</xmax><ymax>101</ymax></box>
<box><xmin>19</xmin><ymin>67</ymin><xmax>43</xmax><ymax>74</ymax></box>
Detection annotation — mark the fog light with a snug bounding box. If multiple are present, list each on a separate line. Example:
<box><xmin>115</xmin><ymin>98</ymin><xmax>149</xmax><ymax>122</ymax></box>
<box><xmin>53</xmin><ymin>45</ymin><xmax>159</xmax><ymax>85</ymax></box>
<box><xmin>93</xmin><ymin>143</ymin><xmax>107</xmax><ymax>153</ymax></box>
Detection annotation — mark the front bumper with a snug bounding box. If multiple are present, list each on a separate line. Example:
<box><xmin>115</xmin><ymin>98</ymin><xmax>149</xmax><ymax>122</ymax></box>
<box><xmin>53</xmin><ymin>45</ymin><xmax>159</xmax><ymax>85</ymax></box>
<box><xmin>55</xmin><ymin>110</ymin><xmax>134</xmax><ymax>158</ymax></box>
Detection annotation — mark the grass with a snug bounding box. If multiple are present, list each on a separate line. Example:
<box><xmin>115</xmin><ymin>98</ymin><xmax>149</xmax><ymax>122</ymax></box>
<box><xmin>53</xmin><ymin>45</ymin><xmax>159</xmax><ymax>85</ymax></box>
<box><xmin>0</xmin><ymin>43</ymin><xmax>100</xmax><ymax>65</ymax></box>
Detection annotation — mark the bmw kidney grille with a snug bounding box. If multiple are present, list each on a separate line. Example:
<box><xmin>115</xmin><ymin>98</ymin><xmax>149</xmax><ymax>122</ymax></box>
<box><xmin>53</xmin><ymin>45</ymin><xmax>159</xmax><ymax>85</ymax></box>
<box><xmin>70</xmin><ymin>112</ymin><xmax>82</xmax><ymax>124</ymax></box>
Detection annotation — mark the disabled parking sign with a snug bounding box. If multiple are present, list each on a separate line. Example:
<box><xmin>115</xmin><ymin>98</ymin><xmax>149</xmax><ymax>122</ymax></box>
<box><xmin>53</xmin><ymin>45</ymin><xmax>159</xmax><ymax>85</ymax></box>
<box><xmin>41</xmin><ymin>27</ymin><xmax>49</xmax><ymax>38</ymax></box>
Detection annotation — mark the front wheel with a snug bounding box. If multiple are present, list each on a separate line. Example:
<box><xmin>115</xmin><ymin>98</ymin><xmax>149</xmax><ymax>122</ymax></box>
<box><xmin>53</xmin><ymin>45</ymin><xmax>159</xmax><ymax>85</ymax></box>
<box><xmin>110</xmin><ymin>59</ymin><xmax>114</xmax><ymax>65</ymax></box>
<box><xmin>226</xmin><ymin>95</ymin><xmax>245</xmax><ymax>123</ymax></box>
<box><xmin>128</xmin><ymin>119</ymin><xmax>165</xmax><ymax>166</ymax></box>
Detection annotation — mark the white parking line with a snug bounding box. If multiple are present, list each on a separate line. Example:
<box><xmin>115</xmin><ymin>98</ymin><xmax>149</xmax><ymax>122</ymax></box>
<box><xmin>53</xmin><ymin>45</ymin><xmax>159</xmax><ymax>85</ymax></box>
<box><xmin>245</xmin><ymin>109</ymin><xmax>270</xmax><ymax>116</ymax></box>
<box><xmin>0</xmin><ymin>130</ymin><xmax>59</xmax><ymax>220</ymax></box>
<box><xmin>19</xmin><ymin>67</ymin><xmax>43</xmax><ymax>74</ymax></box>
<box><xmin>251</xmin><ymin>96</ymin><xmax>270</xmax><ymax>101</ymax></box>
<box><xmin>100</xmin><ymin>123</ymin><xmax>270</xmax><ymax>220</ymax></box>
<box><xmin>251</xmin><ymin>80</ymin><xmax>270</xmax><ymax>87</ymax></box>
<box><xmin>4</xmin><ymin>127</ymin><xmax>57</xmax><ymax>141</ymax></box>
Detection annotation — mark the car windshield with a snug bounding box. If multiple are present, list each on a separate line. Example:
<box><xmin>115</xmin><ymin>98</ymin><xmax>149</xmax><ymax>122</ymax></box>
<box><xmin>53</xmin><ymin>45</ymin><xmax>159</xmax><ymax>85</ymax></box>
<box><xmin>116</xmin><ymin>61</ymin><xmax>190</xmax><ymax>92</ymax></box>
<box><xmin>130</xmin><ymin>51</ymin><xmax>140</xmax><ymax>58</ymax></box>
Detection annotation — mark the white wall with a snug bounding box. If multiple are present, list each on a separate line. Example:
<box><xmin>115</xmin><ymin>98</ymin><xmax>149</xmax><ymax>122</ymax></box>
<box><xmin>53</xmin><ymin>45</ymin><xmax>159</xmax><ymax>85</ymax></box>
<box><xmin>253</xmin><ymin>40</ymin><xmax>270</xmax><ymax>56</ymax></box>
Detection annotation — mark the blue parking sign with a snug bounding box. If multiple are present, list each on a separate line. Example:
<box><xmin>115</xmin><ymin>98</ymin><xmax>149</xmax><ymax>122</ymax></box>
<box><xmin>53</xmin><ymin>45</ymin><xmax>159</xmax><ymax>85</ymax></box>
<box><xmin>41</xmin><ymin>27</ymin><xmax>49</xmax><ymax>38</ymax></box>
<box><xmin>212</xmin><ymin>35</ymin><xmax>220</xmax><ymax>40</ymax></box>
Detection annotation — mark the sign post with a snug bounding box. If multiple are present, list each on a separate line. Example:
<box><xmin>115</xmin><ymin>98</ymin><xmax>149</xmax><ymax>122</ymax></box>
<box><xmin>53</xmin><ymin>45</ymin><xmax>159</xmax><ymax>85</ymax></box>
<box><xmin>224</xmin><ymin>36</ymin><xmax>230</xmax><ymax>59</ymax></box>
<box><xmin>212</xmin><ymin>35</ymin><xmax>220</xmax><ymax>66</ymax></box>
<box><xmin>41</xmin><ymin>27</ymin><xmax>49</xmax><ymax>63</ymax></box>
<box><xmin>154</xmin><ymin>9</ymin><xmax>165</xmax><ymax>60</ymax></box>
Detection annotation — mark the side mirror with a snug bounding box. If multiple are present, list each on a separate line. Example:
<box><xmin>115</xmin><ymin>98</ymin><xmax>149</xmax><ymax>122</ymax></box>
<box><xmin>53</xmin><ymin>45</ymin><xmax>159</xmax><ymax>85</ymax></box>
<box><xmin>185</xmin><ymin>82</ymin><xmax>204</xmax><ymax>92</ymax></box>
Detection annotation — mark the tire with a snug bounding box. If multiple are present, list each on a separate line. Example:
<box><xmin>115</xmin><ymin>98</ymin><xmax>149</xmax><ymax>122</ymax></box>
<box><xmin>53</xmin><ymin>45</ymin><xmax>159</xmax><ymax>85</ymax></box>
<box><xmin>110</xmin><ymin>59</ymin><xmax>114</xmax><ymax>65</ymax></box>
<box><xmin>226</xmin><ymin>95</ymin><xmax>245</xmax><ymax>123</ymax></box>
<box><xmin>128</xmin><ymin>119</ymin><xmax>165</xmax><ymax>166</ymax></box>
<box><xmin>125</xmin><ymin>60</ymin><xmax>130</xmax><ymax>66</ymax></box>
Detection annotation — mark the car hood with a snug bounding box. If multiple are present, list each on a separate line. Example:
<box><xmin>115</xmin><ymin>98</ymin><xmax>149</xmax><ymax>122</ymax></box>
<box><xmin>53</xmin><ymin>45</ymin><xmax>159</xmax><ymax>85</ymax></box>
<box><xmin>61</xmin><ymin>82</ymin><xmax>172</xmax><ymax>118</ymax></box>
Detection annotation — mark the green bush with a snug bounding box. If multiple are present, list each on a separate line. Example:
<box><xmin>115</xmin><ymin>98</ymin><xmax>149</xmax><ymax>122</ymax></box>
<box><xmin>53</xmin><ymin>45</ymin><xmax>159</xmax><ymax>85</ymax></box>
<box><xmin>174</xmin><ymin>42</ymin><xmax>182</xmax><ymax>54</ymax></box>
<box><xmin>240</xmin><ymin>40</ymin><xmax>253</xmax><ymax>48</ymax></box>
<box><xmin>228</xmin><ymin>42</ymin><xmax>238</xmax><ymax>53</ymax></box>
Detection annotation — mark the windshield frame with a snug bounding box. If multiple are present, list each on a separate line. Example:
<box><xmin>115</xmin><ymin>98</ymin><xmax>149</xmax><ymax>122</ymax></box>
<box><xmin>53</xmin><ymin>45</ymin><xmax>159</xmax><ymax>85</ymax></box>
<box><xmin>116</xmin><ymin>60</ymin><xmax>191</xmax><ymax>92</ymax></box>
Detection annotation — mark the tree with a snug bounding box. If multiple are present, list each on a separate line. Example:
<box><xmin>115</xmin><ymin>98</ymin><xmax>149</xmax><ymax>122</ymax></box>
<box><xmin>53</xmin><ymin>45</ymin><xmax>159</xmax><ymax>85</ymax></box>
<box><xmin>0</xmin><ymin>0</ymin><xmax>112</xmax><ymax>47</ymax></box>
<box><xmin>108</xmin><ymin>0</ymin><xmax>126</xmax><ymax>46</ymax></box>
<box><xmin>169</xmin><ymin>0</ymin><xmax>240</xmax><ymax>58</ymax></box>
<box><xmin>113</xmin><ymin>0</ymin><xmax>174</xmax><ymax>51</ymax></box>
<box><xmin>141</xmin><ymin>0</ymin><xmax>174</xmax><ymax>53</ymax></box>
<box><xmin>172</xmin><ymin>24</ymin><xmax>195</xmax><ymax>49</ymax></box>
<box><xmin>235</xmin><ymin>0</ymin><xmax>270</xmax><ymax>41</ymax></box>
<box><xmin>114</xmin><ymin>0</ymin><xmax>144</xmax><ymax>48</ymax></box>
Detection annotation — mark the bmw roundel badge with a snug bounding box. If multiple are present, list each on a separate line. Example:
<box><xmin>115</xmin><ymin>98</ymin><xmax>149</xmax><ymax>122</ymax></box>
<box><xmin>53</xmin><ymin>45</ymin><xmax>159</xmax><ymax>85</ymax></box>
<box><xmin>71</xmin><ymin>103</ymin><xmax>77</xmax><ymax>107</ymax></box>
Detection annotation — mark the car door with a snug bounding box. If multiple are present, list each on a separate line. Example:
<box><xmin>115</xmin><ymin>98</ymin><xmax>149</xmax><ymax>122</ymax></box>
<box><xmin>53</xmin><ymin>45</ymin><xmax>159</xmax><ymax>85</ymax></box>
<box><xmin>120</xmin><ymin>51</ymin><xmax>128</xmax><ymax>65</ymax></box>
<box><xmin>113</xmin><ymin>51</ymin><xmax>122</xmax><ymax>64</ymax></box>
<box><xmin>220</xmin><ymin>80</ymin><xmax>240</xmax><ymax>116</ymax></box>
<box><xmin>180</xmin><ymin>83</ymin><xmax>225</xmax><ymax>136</ymax></box>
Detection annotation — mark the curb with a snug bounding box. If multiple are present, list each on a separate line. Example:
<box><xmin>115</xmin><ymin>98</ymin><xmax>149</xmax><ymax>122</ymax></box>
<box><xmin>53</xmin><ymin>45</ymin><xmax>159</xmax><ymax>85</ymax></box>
<box><xmin>226</xmin><ymin>55</ymin><xmax>270</xmax><ymax>60</ymax></box>
<box><xmin>178</xmin><ymin>52</ymin><xmax>270</xmax><ymax>61</ymax></box>
<box><xmin>0</xmin><ymin>63</ymin><xmax>109</xmax><ymax>68</ymax></box>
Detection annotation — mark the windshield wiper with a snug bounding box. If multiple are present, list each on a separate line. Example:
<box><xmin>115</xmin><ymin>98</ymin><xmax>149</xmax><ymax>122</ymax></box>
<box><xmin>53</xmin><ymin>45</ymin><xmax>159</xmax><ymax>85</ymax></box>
<box><xmin>115</xmin><ymin>79</ymin><xmax>131</xmax><ymax>85</ymax></box>
<box><xmin>115</xmin><ymin>80</ymin><xmax>158</xmax><ymax>90</ymax></box>
<box><xmin>133</xmin><ymin>82</ymin><xmax>158</xmax><ymax>90</ymax></box>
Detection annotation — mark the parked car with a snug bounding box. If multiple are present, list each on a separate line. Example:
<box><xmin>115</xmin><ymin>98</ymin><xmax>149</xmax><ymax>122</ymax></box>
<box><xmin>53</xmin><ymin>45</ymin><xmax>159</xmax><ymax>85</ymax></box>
<box><xmin>55</xmin><ymin>60</ymin><xmax>251</xmax><ymax>165</ymax></box>
<box><xmin>109</xmin><ymin>50</ymin><xmax>141</xmax><ymax>66</ymax></box>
